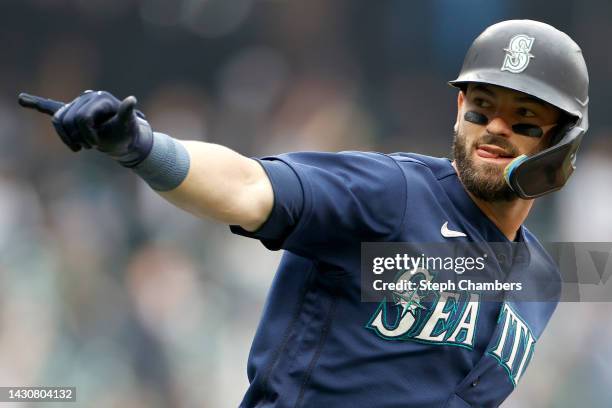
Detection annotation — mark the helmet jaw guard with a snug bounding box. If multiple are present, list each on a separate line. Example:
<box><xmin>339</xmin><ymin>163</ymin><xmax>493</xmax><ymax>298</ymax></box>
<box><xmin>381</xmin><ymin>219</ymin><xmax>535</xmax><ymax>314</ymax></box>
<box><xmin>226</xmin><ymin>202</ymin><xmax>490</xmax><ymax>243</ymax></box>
<box><xmin>450</xmin><ymin>20</ymin><xmax>589</xmax><ymax>199</ymax></box>
<box><xmin>504</xmin><ymin>126</ymin><xmax>585</xmax><ymax>199</ymax></box>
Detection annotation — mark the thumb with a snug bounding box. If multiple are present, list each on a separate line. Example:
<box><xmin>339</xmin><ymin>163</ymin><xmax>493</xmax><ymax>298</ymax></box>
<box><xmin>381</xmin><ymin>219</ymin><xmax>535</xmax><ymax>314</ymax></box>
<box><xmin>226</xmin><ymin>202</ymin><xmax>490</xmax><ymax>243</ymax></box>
<box><xmin>117</xmin><ymin>96</ymin><xmax>138</xmax><ymax>124</ymax></box>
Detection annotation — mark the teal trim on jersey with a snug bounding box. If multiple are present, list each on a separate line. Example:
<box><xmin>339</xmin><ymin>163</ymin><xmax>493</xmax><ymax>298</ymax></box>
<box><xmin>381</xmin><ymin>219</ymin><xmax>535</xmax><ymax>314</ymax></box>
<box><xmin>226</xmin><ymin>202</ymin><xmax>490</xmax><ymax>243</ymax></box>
<box><xmin>487</xmin><ymin>350</ymin><xmax>517</xmax><ymax>387</ymax></box>
<box><xmin>430</xmin><ymin>294</ymin><xmax>459</xmax><ymax>338</ymax></box>
<box><xmin>454</xmin><ymin>329</ymin><xmax>467</xmax><ymax>344</ymax></box>
<box><xmin>400</xmin><ymin>337</ymin><xmax>477</xmax><ymax>351</ymax></box>
<box><xmin>446</xmin><ymin>292</ymin><xmax>481</xmax><ymax>348</ymax></box>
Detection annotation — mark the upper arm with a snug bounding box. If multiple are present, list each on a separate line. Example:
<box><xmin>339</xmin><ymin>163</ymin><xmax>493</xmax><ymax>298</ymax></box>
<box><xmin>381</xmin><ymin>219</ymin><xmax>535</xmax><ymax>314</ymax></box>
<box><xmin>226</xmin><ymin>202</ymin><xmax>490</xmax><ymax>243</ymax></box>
<box><xmin>231</xmin><ymin>151</ymin><xmax>408</xmax><ymax>262</ymax></box>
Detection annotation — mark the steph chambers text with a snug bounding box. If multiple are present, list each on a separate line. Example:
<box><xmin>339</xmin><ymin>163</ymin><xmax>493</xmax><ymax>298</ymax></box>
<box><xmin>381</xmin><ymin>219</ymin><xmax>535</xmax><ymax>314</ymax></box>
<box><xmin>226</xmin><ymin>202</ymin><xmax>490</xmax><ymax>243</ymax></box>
<box><xmin>373</xmin><ymin>279</ymin><xmax>522</xmax><ymax>292</ymax></box>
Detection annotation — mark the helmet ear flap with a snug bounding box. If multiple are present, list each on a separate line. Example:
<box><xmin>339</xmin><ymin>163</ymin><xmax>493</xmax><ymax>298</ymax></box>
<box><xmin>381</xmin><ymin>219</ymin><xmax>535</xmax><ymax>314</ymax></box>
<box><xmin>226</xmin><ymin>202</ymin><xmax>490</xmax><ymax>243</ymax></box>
<box><xmin>548</xmin><ymin>114</ymin><xmax>578</xmax><ymax>147</ymax></box>
<box><xmin>505</xmin><ymin>125</ymin><xmax>585</xmax><ymax>199</ymax></box>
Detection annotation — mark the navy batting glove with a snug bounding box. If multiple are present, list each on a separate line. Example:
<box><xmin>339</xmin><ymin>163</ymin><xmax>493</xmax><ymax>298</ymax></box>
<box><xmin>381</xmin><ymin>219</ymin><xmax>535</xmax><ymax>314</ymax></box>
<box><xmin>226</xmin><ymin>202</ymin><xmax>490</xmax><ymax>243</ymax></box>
<box><xmin>18</xmin><ymin>90</ymin><xmax>153</xmax><ymax>168</ymax></box>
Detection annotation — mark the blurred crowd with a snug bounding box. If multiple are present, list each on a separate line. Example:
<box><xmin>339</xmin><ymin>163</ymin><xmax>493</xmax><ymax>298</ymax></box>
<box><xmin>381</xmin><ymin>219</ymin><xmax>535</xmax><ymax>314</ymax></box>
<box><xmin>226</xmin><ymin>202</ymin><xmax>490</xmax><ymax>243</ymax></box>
<box><xmin>1</xmin><ymin>0</ymin><xmax>612</xmax><ymax>406</ymax></box>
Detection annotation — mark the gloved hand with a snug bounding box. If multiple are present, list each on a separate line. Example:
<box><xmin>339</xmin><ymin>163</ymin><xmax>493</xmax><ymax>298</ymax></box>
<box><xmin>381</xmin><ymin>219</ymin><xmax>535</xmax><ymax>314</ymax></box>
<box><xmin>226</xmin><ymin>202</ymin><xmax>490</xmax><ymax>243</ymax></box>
<box><xmin>18</xmin><ymin>90</ymin><xmax>153</xmax><ymax>167</ymax></box>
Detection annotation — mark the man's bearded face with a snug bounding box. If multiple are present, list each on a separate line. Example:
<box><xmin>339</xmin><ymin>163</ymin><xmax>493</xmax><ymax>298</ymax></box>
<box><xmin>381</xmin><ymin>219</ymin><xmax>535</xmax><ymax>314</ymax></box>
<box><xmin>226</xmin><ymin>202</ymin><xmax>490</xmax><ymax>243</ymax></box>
<box><xmin>453</xmin><ymin>84</ymin><xmax>561</xmax><ymax>202</ymax></box>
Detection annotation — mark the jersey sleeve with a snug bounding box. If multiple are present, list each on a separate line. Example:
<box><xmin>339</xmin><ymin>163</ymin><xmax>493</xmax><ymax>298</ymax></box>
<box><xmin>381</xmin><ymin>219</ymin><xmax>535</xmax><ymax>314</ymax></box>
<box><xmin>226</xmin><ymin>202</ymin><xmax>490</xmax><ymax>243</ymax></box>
<box><xmin>230</xmin><ymin>151</ymin><xmax>407</xmax><ymax>263</ymax></box>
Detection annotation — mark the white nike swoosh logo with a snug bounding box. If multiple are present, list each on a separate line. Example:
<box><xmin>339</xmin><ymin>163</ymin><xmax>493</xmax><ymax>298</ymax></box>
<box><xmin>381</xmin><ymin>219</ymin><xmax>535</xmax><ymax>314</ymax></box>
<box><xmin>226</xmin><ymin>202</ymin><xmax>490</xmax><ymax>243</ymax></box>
<box><xmin>441</xmin><ymin>221</ymin><xmax>467</xmax><ymax>238</ymax></box>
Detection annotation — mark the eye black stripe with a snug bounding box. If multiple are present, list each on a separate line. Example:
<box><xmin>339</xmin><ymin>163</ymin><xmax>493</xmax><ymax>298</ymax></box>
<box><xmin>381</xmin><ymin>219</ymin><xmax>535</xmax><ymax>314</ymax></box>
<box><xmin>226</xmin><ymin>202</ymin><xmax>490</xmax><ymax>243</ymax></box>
<box><xmin>464</xmin><ymin>111</ymin><xmax>544</xmax><ymax>138</ymax></box>
<box><xmin>464</xmin><ymin>111</ymin><xmax>488</xmax><ymax>125</ymax></box>
<box><xmin>512</xmin><ymin>124</ymin><xmax>543</xmax><ymax>138</ymax></box>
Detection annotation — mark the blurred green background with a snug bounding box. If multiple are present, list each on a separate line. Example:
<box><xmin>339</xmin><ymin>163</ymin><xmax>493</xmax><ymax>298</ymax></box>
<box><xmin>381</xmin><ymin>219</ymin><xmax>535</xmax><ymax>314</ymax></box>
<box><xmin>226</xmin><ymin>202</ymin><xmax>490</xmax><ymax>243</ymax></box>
<box><xmin>1</xmin><ymin>0</ymin><xmax>611</xmax><ymax>406</ymax></box>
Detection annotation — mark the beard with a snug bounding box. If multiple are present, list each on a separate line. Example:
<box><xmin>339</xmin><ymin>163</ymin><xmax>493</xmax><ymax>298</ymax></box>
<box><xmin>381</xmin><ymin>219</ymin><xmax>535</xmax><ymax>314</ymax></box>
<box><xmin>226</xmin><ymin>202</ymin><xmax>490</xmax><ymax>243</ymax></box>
<box><xmin>452</xmin><ymin>129</ymin><xmax>519</xmax><ymax>202</ymax></box>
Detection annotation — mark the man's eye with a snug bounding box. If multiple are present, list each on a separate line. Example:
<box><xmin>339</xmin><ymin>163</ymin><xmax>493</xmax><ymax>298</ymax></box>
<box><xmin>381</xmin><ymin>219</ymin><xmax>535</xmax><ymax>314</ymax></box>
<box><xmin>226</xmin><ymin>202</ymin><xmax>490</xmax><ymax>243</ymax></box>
<box><xmin>518</xmin><ymin>107</ymin><xmax>536</xmax><ymax>118</ymax></box>
<box><xmin>473</xmin><ymin>98</ymin><xmax>492</xmax><ymax>108</ymax></box>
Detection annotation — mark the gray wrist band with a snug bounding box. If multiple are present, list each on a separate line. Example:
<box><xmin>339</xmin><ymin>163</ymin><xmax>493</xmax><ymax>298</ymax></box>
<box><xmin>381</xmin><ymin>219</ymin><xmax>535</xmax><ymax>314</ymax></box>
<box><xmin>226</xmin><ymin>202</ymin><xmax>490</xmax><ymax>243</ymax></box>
<box><xmin>131</xmin><ymin>132</ymin><xmax>190</xmax><ymax>191</ymax></box>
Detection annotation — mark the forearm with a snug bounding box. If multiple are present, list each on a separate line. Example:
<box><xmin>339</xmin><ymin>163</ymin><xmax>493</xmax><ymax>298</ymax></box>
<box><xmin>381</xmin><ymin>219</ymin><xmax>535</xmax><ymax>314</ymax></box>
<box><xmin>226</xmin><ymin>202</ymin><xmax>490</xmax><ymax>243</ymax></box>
<box><xmin>154</xmin><ymin>139</ymin><xmax>273</xmax><ymax>231</ymax></box>
<box><xmin>17</xmin><ymin>91</ymin><xmax>273</xmax><ymax>231</ymax></box>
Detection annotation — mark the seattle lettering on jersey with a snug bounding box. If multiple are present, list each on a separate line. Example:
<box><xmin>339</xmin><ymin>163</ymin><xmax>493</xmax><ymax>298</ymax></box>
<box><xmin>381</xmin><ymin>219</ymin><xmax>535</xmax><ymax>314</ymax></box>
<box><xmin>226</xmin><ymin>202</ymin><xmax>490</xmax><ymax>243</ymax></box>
<box><xmin>366</xmin><ymin>269</ymin><xmax>536</xmax><ymax>386</ymax></box>
<box><xmin>488</xmin><ymin>303</ymin><xmax>536</xmax><ymax>386</ymax></box>
<box><xmin>366</xmin><ymin>269</ymin><xmax>481</xmax><ymax>349</ymax></box>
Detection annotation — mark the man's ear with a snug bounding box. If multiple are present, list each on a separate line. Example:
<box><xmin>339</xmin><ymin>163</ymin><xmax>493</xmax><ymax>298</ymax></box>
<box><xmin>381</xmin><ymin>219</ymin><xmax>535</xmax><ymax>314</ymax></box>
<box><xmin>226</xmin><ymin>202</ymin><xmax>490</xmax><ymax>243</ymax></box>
<box><xmin>455</xmin><ymin>91</ymin><xmax>465</xmax><ymax>133</ymax></box>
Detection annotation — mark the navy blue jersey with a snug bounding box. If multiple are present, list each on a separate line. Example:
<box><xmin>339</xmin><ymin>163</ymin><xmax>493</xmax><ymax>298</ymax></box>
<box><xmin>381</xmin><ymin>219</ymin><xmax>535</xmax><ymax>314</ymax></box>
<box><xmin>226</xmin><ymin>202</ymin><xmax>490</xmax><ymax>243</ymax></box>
<box><xmin>231</xmin><ymin>152</ymin><xmax>561</xmax><ymax>408</ymax></box>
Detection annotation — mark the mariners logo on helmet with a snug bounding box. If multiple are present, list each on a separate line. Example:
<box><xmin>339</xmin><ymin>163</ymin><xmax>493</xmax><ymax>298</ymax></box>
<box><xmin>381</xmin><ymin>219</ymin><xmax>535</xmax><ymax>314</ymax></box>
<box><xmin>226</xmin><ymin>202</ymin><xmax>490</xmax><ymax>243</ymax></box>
<box><xmin>501</xmin><ymin>34</ymin><xmax>535</xmax><ymax>73</ymax></box>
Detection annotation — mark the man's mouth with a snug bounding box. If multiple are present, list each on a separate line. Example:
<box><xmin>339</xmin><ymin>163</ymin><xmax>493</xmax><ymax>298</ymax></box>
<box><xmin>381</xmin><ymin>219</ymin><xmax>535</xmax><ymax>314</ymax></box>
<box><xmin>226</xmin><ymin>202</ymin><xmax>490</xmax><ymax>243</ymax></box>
<box><xmin>475</xmin><ymin>144</ymin><xmax>516</xmax><ymax>160</ymax></box>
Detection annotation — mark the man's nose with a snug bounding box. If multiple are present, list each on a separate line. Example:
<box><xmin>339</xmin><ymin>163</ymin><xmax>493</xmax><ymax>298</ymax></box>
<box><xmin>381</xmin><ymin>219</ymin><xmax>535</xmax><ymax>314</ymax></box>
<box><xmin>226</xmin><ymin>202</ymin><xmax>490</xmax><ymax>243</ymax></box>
<box><xmin>485</xmin><ymin>116</ymin><xmax>513</xmax><ymax>138</ymax></box>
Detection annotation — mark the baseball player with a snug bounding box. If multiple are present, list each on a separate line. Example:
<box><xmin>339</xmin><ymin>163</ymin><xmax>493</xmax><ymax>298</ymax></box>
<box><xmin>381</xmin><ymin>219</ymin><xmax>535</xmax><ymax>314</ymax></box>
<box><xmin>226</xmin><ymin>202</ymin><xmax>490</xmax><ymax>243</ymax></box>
<box><xmin>19</xmin><ymin>20</ymin><xmax>588</xmax><ymax>408</ymax></box>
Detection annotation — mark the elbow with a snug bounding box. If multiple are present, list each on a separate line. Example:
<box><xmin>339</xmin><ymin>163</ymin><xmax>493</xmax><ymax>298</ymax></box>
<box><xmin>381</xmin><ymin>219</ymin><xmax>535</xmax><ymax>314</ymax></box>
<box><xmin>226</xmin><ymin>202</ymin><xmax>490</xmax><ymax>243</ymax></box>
<box><xmin>236</xmin><ymin>178</ymin><xmax>274</xmax><ymax>232</ymax></box>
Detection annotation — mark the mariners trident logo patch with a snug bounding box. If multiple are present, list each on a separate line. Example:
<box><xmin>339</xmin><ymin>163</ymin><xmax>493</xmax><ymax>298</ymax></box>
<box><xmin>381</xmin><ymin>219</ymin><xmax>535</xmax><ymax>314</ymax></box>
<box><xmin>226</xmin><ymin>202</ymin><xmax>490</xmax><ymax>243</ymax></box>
<box><xmin>501</xmin><ymin>34</ymin><xmax>535</xmax><ymax>73</ymax></box>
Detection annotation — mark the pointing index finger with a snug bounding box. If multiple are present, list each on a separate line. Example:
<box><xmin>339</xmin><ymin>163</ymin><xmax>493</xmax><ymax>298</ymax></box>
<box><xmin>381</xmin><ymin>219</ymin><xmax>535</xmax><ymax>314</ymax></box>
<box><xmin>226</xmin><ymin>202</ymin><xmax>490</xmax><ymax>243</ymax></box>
<box><xmin>18</xmin><ymin>93</ymin><xmax>65</xmax><ymax>116</ymax></box>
